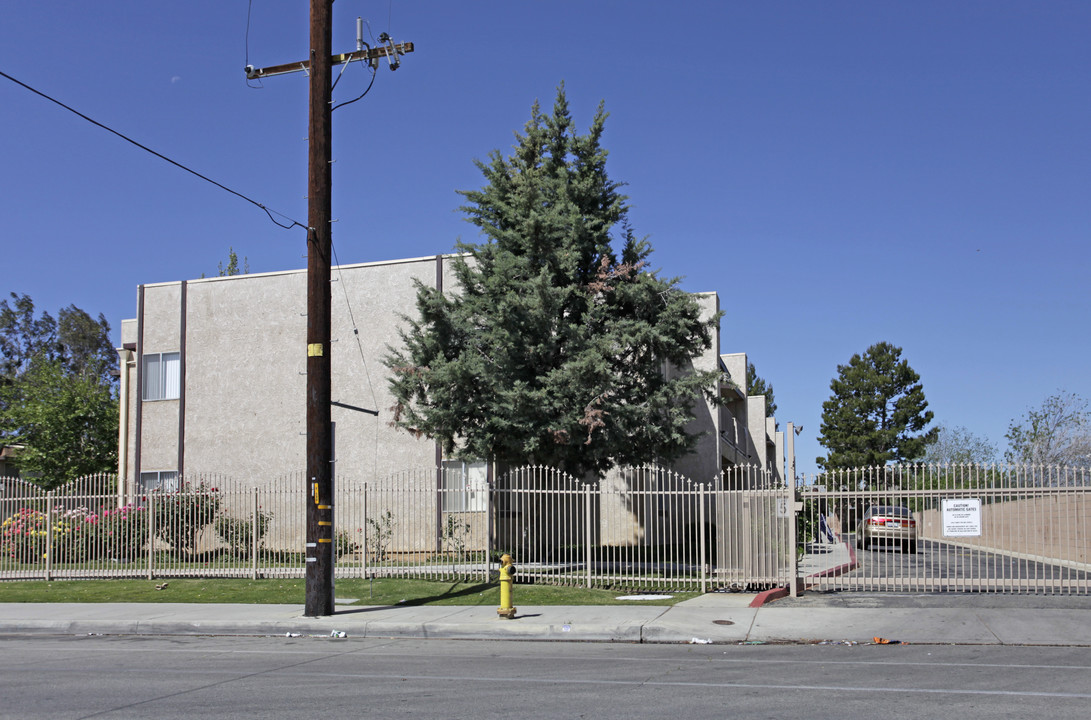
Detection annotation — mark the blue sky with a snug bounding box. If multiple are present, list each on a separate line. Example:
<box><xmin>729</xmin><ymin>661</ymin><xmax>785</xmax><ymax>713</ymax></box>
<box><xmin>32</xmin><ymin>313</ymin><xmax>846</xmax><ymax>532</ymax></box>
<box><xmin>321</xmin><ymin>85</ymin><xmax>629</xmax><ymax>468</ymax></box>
<box><xmin>2</xmin><ymin>2</ymin><xmax>1088</xmax><ymax>476</ymax></box>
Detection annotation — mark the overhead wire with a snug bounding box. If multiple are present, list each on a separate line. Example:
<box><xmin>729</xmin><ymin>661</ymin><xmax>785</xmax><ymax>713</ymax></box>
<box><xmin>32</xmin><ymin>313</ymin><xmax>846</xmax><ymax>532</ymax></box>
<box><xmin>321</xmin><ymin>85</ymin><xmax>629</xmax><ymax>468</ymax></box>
<box><xmin>332</xmin><ymin>61</ymin><xmax>378</xmax><ymax>111</ymax></box>
<box><xmin>330</xmin><ymin>239</ymin><xmax>382</xmax><ymax>480</ymax></box>
<box><xmin>0</xmin><ymin>69</ymin><xmax>306</xmax><ymax>232</ymax></box>
<box><xmin>333</xmin><ymin>15</ymin><xmax>380</xmax><ymax>110</ymax></box>
<box><xmin>245</xmin><ymin>0</ymin><xmax>263</xmax><ymax>89</ymax></box>
<box><xmin>330</xmin><ymin>240</ymin><xmax>381</xmax><ymax>412</ymax></box>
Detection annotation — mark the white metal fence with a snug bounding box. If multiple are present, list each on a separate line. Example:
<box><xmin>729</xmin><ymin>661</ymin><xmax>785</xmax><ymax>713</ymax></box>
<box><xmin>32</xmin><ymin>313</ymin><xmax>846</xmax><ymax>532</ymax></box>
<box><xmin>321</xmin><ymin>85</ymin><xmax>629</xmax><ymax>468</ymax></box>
<box><xmin>5</xmin><ymin>463</ymin><xmax>1084</xmax><ymax>594</ymax></box>
<box><xmin>0</xmin><ymin>466</ymin><xmax>792</xmax><ymax>591</ymax></box>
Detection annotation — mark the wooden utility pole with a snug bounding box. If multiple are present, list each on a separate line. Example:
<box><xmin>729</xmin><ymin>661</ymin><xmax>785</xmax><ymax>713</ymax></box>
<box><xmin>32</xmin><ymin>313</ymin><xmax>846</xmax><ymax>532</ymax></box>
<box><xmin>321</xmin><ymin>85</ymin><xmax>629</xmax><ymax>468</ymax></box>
<box><xmin>246</xmin><ymin>2</ymin><xmax>413</xmax><ymax>617</ymax></box>
<box><xmin>305</xmin><ymin>0</ymin><xmax>335</xmax><ymax>619</ymax></box>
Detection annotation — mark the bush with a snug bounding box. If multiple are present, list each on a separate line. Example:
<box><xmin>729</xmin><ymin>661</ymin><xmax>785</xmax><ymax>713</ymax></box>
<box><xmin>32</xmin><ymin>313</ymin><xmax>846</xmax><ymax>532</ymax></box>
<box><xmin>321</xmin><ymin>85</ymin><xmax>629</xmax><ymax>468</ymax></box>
<box><xmin>365</xmin><ymin>510</ymin><xmax>395</xmax><ymax>561</ymax></box>
<box><xmin>96</xmin><ymin>504</ymin><xmax>148</xmax><ymax>560</ymax></box>
<box><xmin>151</xmin><ymin>481</ymin><xmax>221</xmax><ymax>556</ymax></box>
<box><xmin>1</xmin><ymin>508</ymin><xmax>50</xmax><ymax>563</ymax></box>
<box><xmin>336</xmin><ymin>528</ymin><xmax>360</xmax><ymax>558</ymax></box>
<box><xmin>214</xmin><ymin>510</ymin><xmax>272</xmax><ymax>558</ymax></box>
<box><xmin>50</xmin><ymin>506</ymin><xmax>95</xmax><ymax>563</ymax></box>
<box><xmin>442</xmin><ymin>515</ymin><xmax>471</xmax><ymax>559</ymax></box>
<box><xmin>1</xmin><ymin>504</ymin><xmax>149</xmax><ymax>564</ymax></box>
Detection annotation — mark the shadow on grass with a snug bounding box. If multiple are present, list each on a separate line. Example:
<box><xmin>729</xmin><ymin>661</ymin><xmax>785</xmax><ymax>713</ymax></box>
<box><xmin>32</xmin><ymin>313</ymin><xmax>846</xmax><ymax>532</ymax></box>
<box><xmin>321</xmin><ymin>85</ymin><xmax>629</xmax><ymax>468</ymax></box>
<box><xmin>399</xmin><ymin>581</ymin><xmax>495</xmax><ymax>606</ymax></box>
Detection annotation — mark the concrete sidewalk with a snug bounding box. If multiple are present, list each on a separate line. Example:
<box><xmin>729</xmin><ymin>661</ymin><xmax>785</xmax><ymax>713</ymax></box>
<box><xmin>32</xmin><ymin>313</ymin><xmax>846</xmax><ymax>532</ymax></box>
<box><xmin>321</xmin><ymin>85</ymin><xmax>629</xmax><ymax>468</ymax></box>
<box><xmin>3</xmin><ymin>592</ymin><xmax>1089</xmax><ymax>646</ymax></box>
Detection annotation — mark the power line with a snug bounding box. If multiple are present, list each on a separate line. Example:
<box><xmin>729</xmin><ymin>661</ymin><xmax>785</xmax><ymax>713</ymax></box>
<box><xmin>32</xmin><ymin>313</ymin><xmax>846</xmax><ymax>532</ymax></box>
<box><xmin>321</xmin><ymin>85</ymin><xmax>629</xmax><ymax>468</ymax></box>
<box><xmin>0</xmin><ymin>69</ymin><xmax>306</xmax><ymax>232</ymax></box>
<box><xmin>331</xmin><ymin>240</ymin><xmax>381</xmax><ymax>412</ymax></box>
<box><xmin>332</xmin><ymin>61</ymin><xmax>378</xmax><ymax>111</ymax></box>
<box><xmin>330</xmin><ymin>240</ymin><xmax>382</xmax><ymax>483</ymax></box>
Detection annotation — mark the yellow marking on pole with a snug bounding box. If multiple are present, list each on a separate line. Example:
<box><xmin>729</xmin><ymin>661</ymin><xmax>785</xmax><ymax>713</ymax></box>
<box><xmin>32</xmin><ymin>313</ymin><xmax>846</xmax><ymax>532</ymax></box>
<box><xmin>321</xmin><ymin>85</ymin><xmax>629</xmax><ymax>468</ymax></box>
<box><xmin>307</xmin><ymin>343</ymin><xmax>324</xmax><ymax>357</ymax></box>
<box><xmin>319</xmin><ymin>521</ymin><xmax>331</xmax><ymax>526</ymax></box>
<box><xmin>317</xmin><ymin>538</ymin><xmax>332</xmax><ymax>543</ymax></box>
<box><xmin>318</xmin><ymin>504</ymin><xmax>332</xmax><ymax>510</ymax></box>
<box><xmin>313</xmin><ymin>483</ymin><xmax>319</xmax><ymax>504</ymax></box>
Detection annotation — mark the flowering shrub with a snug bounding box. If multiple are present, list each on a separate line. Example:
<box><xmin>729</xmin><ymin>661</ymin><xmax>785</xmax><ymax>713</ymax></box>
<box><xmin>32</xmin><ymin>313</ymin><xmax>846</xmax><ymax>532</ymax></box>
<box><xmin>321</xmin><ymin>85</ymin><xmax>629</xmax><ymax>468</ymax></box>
<box><xmin>2</xmin><ymin>508</ymin><xmax>51</xmax><ymax>563</ymax></box>
<box><xmin>50</xmin><ymin>507</ymin><xmax>94</xmax><ymax>563</ymax></box>
<box><xmin>1</xmin><ymin>504</ymin><xmax>149</xmax><ymax>564</ymax></box>
<box><xmin>151</xmin><ymin>481</ymin><xmax>221</xmax><ymax>556</ymax></box>
<box><xmin>97</xmin><ymin>505</ymin><xmax>148</xmax><ymax>560</ymax></box>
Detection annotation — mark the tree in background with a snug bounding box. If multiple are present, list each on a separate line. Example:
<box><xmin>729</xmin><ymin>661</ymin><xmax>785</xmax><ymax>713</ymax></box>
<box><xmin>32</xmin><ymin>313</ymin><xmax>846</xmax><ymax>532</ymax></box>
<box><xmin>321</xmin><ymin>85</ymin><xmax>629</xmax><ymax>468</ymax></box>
<box><xmin>218</xmin><ymin>247</ymin><xmax>249</xmax><ymax>277</ymax></box>
<box><xmin>817</xmin><ymin>341</ymin><xmax>937</xmax><ymax>472</ymax></box>
<box><xmin>1005</xmin><ymin>391</ymin><xmax>1091</xmax><ymax>468</ymax></box>
<box><xmin>385</xmin><ymin>87</ymin><xmax>721</xmax><ymax>479</ymax></box>
<box><xmin>0</xmin><ymin>293</ymin><xmax>117</xmax><ymax>486</ymax></box>
<box><xmin>920</xmin><ymin>424</ymin><xmax>997</xmax><ymax>466</ymax></box>
<box><xmin>201</xmin><ymin>247</ymin><xmax>249</xmax><ymax>279</ymax></box>
<box><xmin>746</xmin><ymin>361</ymin><xmax>776</xmax><ymax>417</ymax></box>
<box><xmin>1</xmin><ymin>360</ymin><xmax>117</xmax><ymax>488</ymax></box>
<box><xmin>0</xmin><ymin>293</ymin><xmax>116</xmax><ymax>386</ymax></box>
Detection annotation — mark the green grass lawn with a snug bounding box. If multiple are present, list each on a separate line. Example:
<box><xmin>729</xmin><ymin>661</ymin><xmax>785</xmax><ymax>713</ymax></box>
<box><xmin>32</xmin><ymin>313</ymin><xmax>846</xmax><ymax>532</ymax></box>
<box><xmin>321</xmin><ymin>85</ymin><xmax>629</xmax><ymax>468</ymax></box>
<box><xmin>0</xmin><ymin>577</ymin><xmax>698</xmax><ymax>606</ymax></box>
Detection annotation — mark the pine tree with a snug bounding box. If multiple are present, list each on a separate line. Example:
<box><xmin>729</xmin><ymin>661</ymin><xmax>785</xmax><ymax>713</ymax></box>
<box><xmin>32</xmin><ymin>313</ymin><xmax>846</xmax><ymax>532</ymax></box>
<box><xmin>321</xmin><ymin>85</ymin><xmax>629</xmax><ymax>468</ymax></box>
<box><xmin>385</xmin><ymin>87</ymin><xmax>721</xmax><ymax>478</ymax></box>
<box><xmin>746</xmin><ymin>361</ymin><xmax>776</xmax><ymax>417</ymax></box>
<box><xmin>817</xmin><ymin>341</ymin><xmax>936</xmax><ymax>472</ymax></box>
<box><xmin>218</xmin><ymin>247</ymin><xmax>248</xmax><ymax>276</ymax></box>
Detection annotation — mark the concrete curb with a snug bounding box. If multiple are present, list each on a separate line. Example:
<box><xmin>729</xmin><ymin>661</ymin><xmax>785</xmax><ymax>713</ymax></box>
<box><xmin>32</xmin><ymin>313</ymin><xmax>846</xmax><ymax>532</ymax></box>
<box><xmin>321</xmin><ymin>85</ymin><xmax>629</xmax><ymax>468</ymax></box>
<box><xmin>7</xmin><ymin>610</ymin><xmax>1091</xmax><ymax>646</ymax></box>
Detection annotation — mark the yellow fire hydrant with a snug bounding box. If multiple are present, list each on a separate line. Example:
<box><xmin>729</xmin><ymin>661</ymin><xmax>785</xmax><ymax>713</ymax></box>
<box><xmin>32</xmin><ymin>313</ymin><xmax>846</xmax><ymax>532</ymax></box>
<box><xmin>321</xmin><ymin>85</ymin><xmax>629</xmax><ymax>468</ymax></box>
<box><xmin>497</xmin><ymin>553</ymin><xmax>517</xmax><ymax>619</ymax></box>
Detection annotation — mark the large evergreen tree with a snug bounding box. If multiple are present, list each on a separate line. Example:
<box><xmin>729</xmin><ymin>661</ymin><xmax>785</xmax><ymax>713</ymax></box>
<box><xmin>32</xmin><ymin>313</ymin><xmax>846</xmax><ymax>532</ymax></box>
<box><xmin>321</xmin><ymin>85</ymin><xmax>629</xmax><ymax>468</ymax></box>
<box><xmin>385</xmin><ymin>87</ymin><xmax>721</xmax><ymax>478</ymax></box>
<box><xmin>817</xmin><ymin>341</ymin><xmax>936</xmax><ymax>472</ymax></box>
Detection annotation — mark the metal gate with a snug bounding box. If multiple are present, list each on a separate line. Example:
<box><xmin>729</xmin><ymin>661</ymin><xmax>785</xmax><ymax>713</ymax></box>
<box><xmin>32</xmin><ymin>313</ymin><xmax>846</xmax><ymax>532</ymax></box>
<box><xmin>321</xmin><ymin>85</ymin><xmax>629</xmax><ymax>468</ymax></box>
<box><xmin>795</xmin><ymin>464</ymin><xmax>1091</xmax><ymax>594</ymax></box>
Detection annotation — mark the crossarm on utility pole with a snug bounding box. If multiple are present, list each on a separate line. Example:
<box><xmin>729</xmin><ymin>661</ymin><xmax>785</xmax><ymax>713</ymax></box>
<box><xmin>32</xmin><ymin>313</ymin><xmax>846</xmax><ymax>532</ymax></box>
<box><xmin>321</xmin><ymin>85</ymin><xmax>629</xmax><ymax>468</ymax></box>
<box><xmin>246</xmin><ymin>43</ymin><xmax>415</xmax><ymax>80</ymax></box>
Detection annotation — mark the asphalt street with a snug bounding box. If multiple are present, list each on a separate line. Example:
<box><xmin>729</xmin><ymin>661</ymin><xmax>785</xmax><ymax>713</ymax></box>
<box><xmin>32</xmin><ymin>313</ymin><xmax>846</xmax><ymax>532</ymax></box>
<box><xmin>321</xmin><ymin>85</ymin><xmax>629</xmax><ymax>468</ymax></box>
<box><xmin>2</xmin><ymin>635</ymin><xmax>1089</xmax><ymax>720</ymax></box>
<box><xmin>850</xmin><ymin>538</ymin><xmax>1091</xmax><ymax>586</ymax></box>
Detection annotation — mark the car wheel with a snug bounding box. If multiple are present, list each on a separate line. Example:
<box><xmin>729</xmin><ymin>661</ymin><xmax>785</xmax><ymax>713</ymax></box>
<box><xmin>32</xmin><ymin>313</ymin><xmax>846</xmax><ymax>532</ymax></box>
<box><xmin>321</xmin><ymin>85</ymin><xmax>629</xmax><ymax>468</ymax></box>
<box><xmin>906</xmin><ymin>542</ymin><xmax>916</xmax><ymax>554</ymax></box>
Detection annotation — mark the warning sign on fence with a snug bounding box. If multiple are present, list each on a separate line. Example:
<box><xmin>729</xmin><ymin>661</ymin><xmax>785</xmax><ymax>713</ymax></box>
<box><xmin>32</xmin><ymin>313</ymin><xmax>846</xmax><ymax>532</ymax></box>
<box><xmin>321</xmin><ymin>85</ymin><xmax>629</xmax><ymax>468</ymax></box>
<box><xmin>942</xmin><ymin>498</ymin><xmax>982</xmax><ymax>537</ymax></box>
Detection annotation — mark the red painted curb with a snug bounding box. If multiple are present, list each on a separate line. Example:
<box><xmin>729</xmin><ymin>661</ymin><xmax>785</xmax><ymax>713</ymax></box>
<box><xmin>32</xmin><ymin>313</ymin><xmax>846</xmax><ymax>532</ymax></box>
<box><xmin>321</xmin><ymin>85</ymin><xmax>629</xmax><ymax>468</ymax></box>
<box><xmin>749</xmin><ymin>587</ymin><xmax>789</xmax><ymax>608</ymax></box>
<box><xmin>753</xmin><ymin>537</ymin><xmax>861</xmax><ymax>606</ymax></box>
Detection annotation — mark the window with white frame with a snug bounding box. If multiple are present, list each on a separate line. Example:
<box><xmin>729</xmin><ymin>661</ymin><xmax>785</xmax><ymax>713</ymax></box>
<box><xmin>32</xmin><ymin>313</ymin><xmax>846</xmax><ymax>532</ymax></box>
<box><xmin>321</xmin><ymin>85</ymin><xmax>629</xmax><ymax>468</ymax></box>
<box><xmin>142</xmin><ymin>352</ymin><xmax>180</xmax><ymax>401</ymax></box>
<box><xmin>440</xmin><ymin>460</ymin><xmax>488</xmax><ymax>512</ymax></box>
<box><xmin>138</xmin><ymin>470</ymin><xmax>179</xmax><ymax>494</ymax></box>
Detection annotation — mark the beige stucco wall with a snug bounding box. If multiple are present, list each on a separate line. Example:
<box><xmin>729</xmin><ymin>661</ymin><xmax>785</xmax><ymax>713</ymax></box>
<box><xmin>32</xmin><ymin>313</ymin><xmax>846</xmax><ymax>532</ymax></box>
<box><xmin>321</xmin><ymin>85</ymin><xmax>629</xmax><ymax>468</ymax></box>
<box><xmin>124</xmin><ymin>256</ymin><xmax>447</xmax><ymax>492</ymax></box>
<box><xmin>135</xmin><ymin>283</ymin><xmax>183</xmax><ymax>476</ymax></box>
<box><xmin>668</xmin><ymin>292</ymin><xmax>722</xmax><ymax>484</ymax></box>
<box><xmin>182</xmin><ymin>269</ymin><xmax>308</xmax><ymax>479</ymax></box>
<box><xmin>917</xmin><ymin>495</ymin><xmax>1089</xmax><ymax>567</ymax></box>
<box><xmin>746</xmin><ymin>396</ymin><xmax>767</xmax><ymax>470</ymax></box>
<box><xmin>328</xmin><ymin>256</ymin><xmax>442</xmax><ymax>478</ymax></box>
